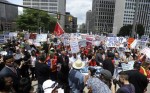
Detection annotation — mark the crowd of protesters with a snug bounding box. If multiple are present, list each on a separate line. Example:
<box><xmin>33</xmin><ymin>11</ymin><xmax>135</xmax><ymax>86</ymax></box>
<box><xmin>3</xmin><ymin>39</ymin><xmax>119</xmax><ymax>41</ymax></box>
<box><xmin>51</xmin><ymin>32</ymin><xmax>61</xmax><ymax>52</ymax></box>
<box><xmin>0</xmin><ymin>37</ymin><xmax>149</xmax><ymax>93</ymax></box>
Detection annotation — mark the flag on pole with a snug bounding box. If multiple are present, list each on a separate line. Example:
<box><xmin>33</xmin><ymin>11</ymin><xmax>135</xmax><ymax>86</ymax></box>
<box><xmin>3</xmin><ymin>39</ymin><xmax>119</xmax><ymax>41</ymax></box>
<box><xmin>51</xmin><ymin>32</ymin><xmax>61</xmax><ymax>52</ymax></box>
<box><xmin>54</xmin><ymin>22</ymin><xmax>64</xmax><ymax>36</ymax></box>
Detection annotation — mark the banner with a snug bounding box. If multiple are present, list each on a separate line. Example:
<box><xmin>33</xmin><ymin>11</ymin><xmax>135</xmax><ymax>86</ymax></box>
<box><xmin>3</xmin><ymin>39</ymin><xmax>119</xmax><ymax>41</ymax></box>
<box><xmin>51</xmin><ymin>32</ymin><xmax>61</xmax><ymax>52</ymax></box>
<box><xmin>36</xmin><ymin>34</ymin><xmax>47</xmax><ymax>42</ymax></box>
<box><xmin>70</xmin><ymin>40</ymin><xmax>80</xmax><ymax>53</ymax></box>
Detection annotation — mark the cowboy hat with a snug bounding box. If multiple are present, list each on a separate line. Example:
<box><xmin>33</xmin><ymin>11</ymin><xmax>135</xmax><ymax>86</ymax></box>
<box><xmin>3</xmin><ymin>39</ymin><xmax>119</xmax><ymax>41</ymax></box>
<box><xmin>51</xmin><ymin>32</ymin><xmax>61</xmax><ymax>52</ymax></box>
<box><xmin>72</xmin><ymin>59</ymin><xmax>85</xmax><ymax>69</ymax></box>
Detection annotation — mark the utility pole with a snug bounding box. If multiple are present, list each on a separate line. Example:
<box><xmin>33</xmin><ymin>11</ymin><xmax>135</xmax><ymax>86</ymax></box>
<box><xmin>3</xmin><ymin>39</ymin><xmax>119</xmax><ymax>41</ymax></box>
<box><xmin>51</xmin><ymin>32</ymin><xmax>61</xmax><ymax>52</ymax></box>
<box><xmin>132</xmin><ymin>0</ymin><xmax>140</xmax><ymax>37</ymax></box>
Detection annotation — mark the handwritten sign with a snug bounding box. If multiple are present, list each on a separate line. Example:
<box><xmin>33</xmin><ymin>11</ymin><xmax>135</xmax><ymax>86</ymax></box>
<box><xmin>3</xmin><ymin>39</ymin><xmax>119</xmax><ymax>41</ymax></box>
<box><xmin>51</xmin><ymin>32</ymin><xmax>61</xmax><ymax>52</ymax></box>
<box><xmin>36</xmin><ymin>34</ymin><xmax>47</xmax><ymax>42</ymax></box>
<box><xmin>78</xmin><ymin>39</ymin><xmax>87</xmax><ymax>47</ymax></box>
<box><xmin>121</xmin><ymin>61</ymin><xmax>134</xmax><ymax>71</ymax></box>
<box><xmin>106</xmin><ymin>37</ymin><xmax>126</xmax><ymax>47</ymax></box>
<box><xmin>70</xmin><ymin>40</ymin><xmax>80</xmax><ymax>53</ymax></box>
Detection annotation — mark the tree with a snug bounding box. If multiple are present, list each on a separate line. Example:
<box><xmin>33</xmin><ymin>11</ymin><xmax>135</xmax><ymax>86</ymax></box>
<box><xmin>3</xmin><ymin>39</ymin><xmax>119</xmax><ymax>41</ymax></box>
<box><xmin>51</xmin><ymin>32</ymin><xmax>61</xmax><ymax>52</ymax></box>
<box><xmin>136</xmin><ymin>24</ymin><xmax>145</xmax><ymax>37</ymax></box>
<box><xmin>118</xmin><ymin>25</ymin><xmax>132</xmax><ymax>36</ymax></box>
<box><xmin>16</xmin><ymin>9</ymin><xmax>57</xmax><ymax>33</ymax></box>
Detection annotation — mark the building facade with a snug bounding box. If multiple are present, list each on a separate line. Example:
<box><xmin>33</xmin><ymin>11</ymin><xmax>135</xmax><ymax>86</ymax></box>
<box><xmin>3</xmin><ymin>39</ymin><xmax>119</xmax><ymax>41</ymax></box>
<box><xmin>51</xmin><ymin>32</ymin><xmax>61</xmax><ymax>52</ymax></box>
<box><xmin>113</xmin><ymin>0</ymin><xmax>150</xmax><ymax>36</ymax></box>
<box><xmin>85</xmin><ymin>10</ymin><xmax>92</xmax><ymax>34</ymax></box>
<box><xmin>65</xmin><ymin>12</ymin><xmax>77</xmax><ymax>33</ymax></box>
<box><xmin>91</xmin><ymin>0</ymin><xmax>115</xmax><ymax>34</ymax></box>
<box><xmin>23</xmin><ymin>0</ymin><xmax>66</xmax><ymax>28</ymax></box>
<box><xmin>0</xmin><ymin>0</ymin><xmax>18</xmax><ymax>31</ymax></box>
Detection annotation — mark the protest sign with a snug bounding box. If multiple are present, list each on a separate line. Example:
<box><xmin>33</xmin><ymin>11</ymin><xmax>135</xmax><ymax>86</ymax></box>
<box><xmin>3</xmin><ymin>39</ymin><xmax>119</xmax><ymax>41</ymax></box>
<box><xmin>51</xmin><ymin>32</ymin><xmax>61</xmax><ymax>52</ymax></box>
<box><xmin>36</xmin><ymin>34</ymin><xmax>47</xmax><ymax>42</ymax></box>
<box><xmin>29</xmin><ymin>33</ymin><xmax>36</xmax><ymax>39</ymax></box>
<box><xmin>0</xmin><ymin>34</ymin><xmax>5</xmax><ymax>44</ymax></box>
<box><xmin>24</xmin><ymin>34</ymin><xmax>29</xmax><ymax>40</ymax></box>
<box><xmin>9</xmin><ymin>32</ymin><xmax>17</xmax><ymax>40</ymax></box>
<box><xmin>141</xmin><ymin>36</ymin><xmax>149</xmax><ymax>42</ymax></box>
<box><xmin>140</xmin><ymin>47</ymin><xmax>150</xmax><ymax>58</ymax></box>
<box><xmin>63</xmin><ymin>34</ymin><xmax>70</xmax><ymax>46</ymax></box>
<box><xmin>78</xmin><ymin>39</ymin><xmax>87</xmax><ymax>47</ymax></box>
<box><xmin>70</xmin><ymin>40</ymin><xmax>80</xmax><ymax>53</ymax></box>
<box><xmin>121</xmin><ymin>61</ymin><xmax>134</xmax><ymax>71</ymax></box>
<box><xmin>106</xmin><ymin>37</ymin><xmax>126</xmax><ymax>47</ymax></box>
<box><xmin>9</xmin><ymin>32</ymin><xmax>17</xmax><ymax>38</ymax></box>
<box><xmin>3</xmin><ymin>31</ymin><xmax>10</xmax><ymax>42</ymax></box>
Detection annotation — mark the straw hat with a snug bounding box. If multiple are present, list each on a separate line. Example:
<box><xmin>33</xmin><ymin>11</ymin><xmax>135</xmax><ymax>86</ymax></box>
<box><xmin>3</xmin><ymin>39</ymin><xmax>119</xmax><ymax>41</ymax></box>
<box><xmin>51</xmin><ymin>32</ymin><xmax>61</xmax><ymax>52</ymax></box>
<box><xmin>72</xmin><ymin>59</ymin><xmax>85</xmax><ymax>69</ymax></box>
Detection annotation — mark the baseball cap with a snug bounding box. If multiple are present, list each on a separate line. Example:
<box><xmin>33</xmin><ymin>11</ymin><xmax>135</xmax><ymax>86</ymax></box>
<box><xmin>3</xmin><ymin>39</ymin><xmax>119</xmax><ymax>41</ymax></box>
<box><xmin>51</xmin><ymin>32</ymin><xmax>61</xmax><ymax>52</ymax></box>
<box><xmin>100</xmin><ymin>70</ymin><xmax>112</xmax><ymax>80</ymax></box>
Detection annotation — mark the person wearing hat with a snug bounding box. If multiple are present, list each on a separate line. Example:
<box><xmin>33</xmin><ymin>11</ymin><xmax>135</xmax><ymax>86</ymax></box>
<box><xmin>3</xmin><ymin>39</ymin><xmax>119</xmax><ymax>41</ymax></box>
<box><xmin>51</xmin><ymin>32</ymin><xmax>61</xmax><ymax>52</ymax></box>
<box><xmin>68</xmin><ymin>59</ymin><xmax>85</xmax><ymax>93</ymax></box>
<box><xmin>85</xmin><ymin>68</ymin><xmax>111</xmax><ymax>93</ymax></box>
<box><xmin>121</xmin><ymin>49</ymin><xmax>133</xmax><ymax>63</ymax></box>
<box><xmin>99</xmin><ymin>69</ymin><xmax>113</xmax><ymax>89</ymax></box>
<box><xmin>42</xmin><ymin>79</ymin><xmax>64</xmax><ymax>93</ymax></box>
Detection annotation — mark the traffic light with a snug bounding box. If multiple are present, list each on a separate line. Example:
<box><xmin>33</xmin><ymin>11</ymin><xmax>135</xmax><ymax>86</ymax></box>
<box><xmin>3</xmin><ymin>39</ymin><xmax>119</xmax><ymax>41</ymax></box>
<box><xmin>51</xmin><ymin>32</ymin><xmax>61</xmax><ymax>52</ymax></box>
<box><xmin>57</xmin><ymin>13</ymin><xmax>61</xmax><ymax>20</ymax></box>
<box><xmin>68</xmin><ymin>16</ymin><xmax>73</xmax><ymax>22</ymax></box>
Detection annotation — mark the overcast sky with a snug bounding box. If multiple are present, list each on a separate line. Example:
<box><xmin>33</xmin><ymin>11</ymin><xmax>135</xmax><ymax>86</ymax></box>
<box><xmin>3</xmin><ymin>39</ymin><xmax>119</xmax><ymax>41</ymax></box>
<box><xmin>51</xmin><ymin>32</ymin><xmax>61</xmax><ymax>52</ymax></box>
<box><xmin>7</xmin><ymin>0</ymin><xmax>92</xmax><ymax>25</ymax></box>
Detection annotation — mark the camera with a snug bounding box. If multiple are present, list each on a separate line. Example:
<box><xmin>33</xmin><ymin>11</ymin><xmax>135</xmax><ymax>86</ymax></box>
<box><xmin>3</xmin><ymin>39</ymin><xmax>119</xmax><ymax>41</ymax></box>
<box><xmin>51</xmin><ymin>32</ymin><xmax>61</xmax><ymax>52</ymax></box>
<box><xmin>113</xmin><ymin>79</ymin><xmax>122</xmax><ymax>87</ymax></box>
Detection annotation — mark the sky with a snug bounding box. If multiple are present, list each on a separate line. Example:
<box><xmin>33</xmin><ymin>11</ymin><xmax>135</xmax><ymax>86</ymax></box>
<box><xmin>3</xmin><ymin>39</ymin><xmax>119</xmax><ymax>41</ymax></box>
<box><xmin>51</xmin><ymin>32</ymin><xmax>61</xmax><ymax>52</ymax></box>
<box><xmin>7</xmin><ymin>0</ymin><xmax>92</xmax><ymax>25</ymax></box>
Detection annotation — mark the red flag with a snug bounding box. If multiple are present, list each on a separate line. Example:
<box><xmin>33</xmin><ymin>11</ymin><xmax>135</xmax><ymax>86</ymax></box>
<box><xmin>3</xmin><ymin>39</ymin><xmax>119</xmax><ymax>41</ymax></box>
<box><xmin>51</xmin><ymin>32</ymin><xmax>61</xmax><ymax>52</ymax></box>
<box><xmin>54</xmin><ymin>22</ymin><xmax>64</xmax><ymax>36</ymax></box>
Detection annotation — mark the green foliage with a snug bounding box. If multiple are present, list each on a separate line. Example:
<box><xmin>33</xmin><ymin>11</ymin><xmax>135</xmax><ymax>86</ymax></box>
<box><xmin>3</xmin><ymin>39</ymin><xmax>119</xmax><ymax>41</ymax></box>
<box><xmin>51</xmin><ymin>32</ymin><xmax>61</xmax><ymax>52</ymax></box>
<box><xmin>16</xmin><ymin>9</ymin><xmax>57</xmax><ymax>33</ymax></box>
<box><xmin>136</xmin><ymin>24</ymin><xmax>145</xmax><ymax>37</ymax></box>
<box><xmin>118</xmin><ymin>25</ymin><xmax>132</xmax><ymax>36</ymax></box>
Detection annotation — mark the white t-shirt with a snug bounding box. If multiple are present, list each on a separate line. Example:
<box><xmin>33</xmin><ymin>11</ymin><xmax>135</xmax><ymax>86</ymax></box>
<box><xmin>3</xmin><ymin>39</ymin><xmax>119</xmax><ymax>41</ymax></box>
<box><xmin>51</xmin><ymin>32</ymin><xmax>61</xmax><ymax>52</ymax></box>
<box><xmin>30</xmin><ymin>56</ymin><xmax>36</xmax><ymax>67</ymax></box>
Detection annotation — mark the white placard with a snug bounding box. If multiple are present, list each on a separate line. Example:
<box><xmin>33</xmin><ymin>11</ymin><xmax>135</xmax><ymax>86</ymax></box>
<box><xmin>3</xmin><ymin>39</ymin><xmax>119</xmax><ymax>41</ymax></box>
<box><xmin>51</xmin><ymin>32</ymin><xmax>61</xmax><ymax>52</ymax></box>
<box><xmin>70</xmin><ymin>40</ymin><xmax>80</xmax><ymax>53</ymax></box>
<box><xmin>106</xmin><ymin>37</ymin><xmax>126</xmax><ymax>47</ymax></box>
<box><xmin>78</xmin><ymin>39</ymin><xmax>87</xmax><ymax>47</ymax></box>
<box><xmin>140</xmin><ymin>47</ymin><xmax>150</xmax><ymax>58</ymax></box>
<box><xmin>36</xmin><ymin>34</ymin><xmax>47</xmax><ymax>42</ymax></box>
<box><xmin>0</xmin><ymin>34</ymin><xmax>5</xmax><ymax>44</ymax></box>
<box><xmin>9</xmin><ymin>32</ymin><xmax>17</xmax><ymax>38</ymax></box>
<box><xmin>121</xmin><ymin>61</ymin><xmax>134</xmax><ymax>71</ymax></box>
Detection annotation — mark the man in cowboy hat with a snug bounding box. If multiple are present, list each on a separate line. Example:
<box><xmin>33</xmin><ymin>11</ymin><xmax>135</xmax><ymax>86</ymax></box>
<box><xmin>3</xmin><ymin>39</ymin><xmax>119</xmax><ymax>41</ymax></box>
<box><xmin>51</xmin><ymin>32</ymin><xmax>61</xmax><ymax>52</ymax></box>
<box><xmin>121</xmin><ymin>49</ymin><xmax>133</xmax><ymax>63</ymax></box>
<box><xmin>68</xmin><ymin>59</ymin><xmax>85</xmax><ymax>93</ymax></box>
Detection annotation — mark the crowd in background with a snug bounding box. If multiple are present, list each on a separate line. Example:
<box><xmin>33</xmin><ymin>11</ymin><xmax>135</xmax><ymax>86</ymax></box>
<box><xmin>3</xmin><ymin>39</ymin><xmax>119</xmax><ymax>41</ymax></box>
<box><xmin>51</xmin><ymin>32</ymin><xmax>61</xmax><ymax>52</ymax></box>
<box><xmin>0</xmin><ymin>38</ymin><xmax>149</xmax><ymax>93</ymax></box>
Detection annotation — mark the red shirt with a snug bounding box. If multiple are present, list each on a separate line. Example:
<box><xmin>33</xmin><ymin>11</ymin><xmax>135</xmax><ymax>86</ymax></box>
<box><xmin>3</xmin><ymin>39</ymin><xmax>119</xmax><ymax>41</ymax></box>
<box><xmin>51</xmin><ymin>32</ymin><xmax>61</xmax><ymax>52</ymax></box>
<box><xmin>89</xmin><ymin>60</ymin><xmax>97</xmax><ymax>66</ymax></box>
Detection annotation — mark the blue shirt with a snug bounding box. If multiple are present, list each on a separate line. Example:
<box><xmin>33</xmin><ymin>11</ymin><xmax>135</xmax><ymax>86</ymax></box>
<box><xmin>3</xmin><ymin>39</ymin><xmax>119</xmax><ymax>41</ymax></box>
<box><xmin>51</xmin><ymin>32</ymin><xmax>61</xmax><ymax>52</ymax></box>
<box><xmin>68</xmin><ymin>69</ymin><xmax>84</xmax><ymax>93</ymax></box>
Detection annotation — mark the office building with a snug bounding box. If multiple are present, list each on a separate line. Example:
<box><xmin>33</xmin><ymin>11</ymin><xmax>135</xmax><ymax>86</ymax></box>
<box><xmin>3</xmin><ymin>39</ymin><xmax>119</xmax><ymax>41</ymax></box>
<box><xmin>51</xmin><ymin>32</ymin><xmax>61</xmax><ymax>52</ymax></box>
<box><xmin>0</xmin><ymin>0</ymin><xmax>18</xmax><ymax>31</ymax></box>
<box><xmin>91</xmin><ymin>0</ymin><xmax>115</xmax><ymax>34</ymax></box>
<box><xmin>85</xmin><ymin>10</ymin><xmax>92</xmax><ymax>34</ymax></box>
<box><xmin>65</xmin><ymin>12</ymin><xmax>77</xmax><ymax>33</ymax></box>
<box><xmin>23</xmin><ymin>0</ymin><xmax>66</xmax><ymax>28</ymax></box>
<box><xmin>113</xmin><ymin>0</ymin><xmax>150</xmax><ymax>35</ymax></box>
